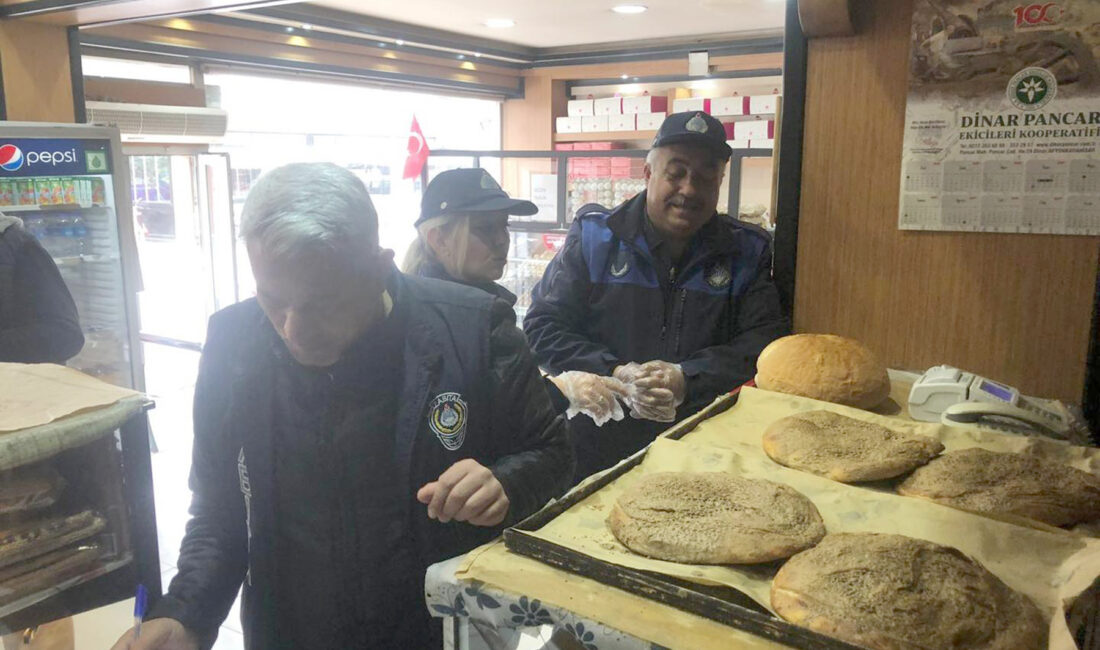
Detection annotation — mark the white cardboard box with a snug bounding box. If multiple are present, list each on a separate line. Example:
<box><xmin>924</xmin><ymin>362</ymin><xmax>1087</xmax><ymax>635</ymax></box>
<box><xmin>749</xmin><ymin>95</ymin><xmax>779</xmax><ymax>114</ymax></box>
<box><xmin>594</xmin><ymin>97</ymin><xmax>623</xmax><ymax>115</ymax></box>
<box><xmin>737</xmin><ymin>119</ymin><xmax>773</xmax><ymax>140</ymax></box>
<box><xmin>672</xmin><ymin>97</ymin><xmax>708</xmax><ymax>113</ymax></box>
<box><xmin>710</xmin><ymin>96</ymin><xmax>747</xmax><ymax>116</ymax></box>
<box><xmin>608</xmin><ymin>114</ymin><xmax>636</xmax><ymax>131</ymax></box>
<box><xmin>567</xmin><ymin>99</ymin><xmax>595</xmax><ymax>117</ymax></box>
<box><xmin>622</xmin><ymin>96</ymin><xmax>668</xmax><ymax>114</ymax></box>
<box><xmin>636</xmin><ymin>113</ymin><xmax>666</xmax><ymax>130</ymax></box>
<box><xmin>581</xmin><ymin>115</ymin><xmax>610</xmax><ymax>132</ymax></box>
<box><xmin>556</xmin><ymin>116</ymin><xmax>583</xmax><ymax>133</ymax></box>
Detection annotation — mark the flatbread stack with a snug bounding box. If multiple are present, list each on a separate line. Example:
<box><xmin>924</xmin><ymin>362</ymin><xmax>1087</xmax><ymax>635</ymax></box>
<box><xmin>607</xmin><ymin>472</ymin><xmax>825</xmax><ymax>564</ymax></box>
<box><xmin>771</xmin><ymin>533</ymin><xmax>1047</xmax><ymax>650</ymax></box>
<box><xmin>762</xmin><ymin>410</ymin><xmax>944</xmax><ymax>482</ymax></box>
<box><xmin>898</xmin><ymin>447</ymin><xmax>1100</xmax><ymax>527</ymax></box>
<box><xmin>0</xmin><ymin>464</ymin><xmax>65</xmax><ymax>516</ymax></box>
<box><xmin>754</xmin><ymin>334</ymin><xmax>891</xmax><ymax>410</ymax></box>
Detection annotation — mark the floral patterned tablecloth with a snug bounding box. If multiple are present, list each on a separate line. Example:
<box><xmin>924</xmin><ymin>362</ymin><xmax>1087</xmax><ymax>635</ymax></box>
<box><xmin>425</xmin><ymin>554</ymin><xmax>668</xmax><ymax>650</ymax></box>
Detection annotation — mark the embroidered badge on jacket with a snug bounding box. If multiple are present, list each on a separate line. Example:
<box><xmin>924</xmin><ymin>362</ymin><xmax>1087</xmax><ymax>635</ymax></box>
<box><xmin>429</xmin><ymin>392</ymin><xmax>468</xmax><ymax>451</ymax></box>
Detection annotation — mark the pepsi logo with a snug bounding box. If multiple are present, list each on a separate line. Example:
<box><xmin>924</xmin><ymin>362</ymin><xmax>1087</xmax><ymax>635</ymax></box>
<box><xmin>0</xmin><ymin>144</ymin><xmax>24</xmax><ymax>172</ymax></box>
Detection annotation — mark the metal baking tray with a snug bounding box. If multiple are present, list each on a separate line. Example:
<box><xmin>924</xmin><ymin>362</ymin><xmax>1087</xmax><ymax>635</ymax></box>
<box><xmin>503</xmin><ymin>391</ymin><xmax>1100</xmax><ymax>650</ymax></box>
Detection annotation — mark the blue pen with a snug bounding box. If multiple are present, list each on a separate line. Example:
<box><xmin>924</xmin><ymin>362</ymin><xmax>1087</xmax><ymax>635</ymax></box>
<box><xmin>133</xmin><ymin>584</ymin><xmax>148</xmax><ymax>641</ymax></box>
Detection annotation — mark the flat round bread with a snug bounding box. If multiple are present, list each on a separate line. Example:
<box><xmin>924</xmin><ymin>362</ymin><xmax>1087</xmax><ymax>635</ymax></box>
<box><xmin>771</xmin><ymin>533</ymin><xmax>1047</xmax><ymax>650</ymax></box>
<box><xmin>898</xmin><ymin>447</ymin><xmax>1100</xmax><ymax>527</ymax></box>
<box><xmin>607</xmin><ymin>472</ymin><xmax>825</xmax><ymax>564</ymax></box>
<box><xmin>754</xmin><ymin>334</ymin><xmax>890</xmax><ymax>410</ymax></box>
<box><xmin>762</xmin><ymin>410</ymin><xmax>944</xmax><ymax>482</ymax></box>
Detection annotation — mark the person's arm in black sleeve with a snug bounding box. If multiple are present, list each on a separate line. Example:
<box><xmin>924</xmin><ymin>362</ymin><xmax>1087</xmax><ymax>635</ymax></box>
<box><xmin>0</xmin><ymin>231</ymin><xmax>84</xmax><ymax>363</ymax></box>
<box><xmin>523</xmin><ymin>220</ymin><xmax>620</xmax><ymax>376</ymax></box>
<box><xmin>678</xmin><ymin>243</ymin><xmax>790</xmax><ymax>409</ymax></box>
<box><xmin>487</xmin><ymin>299</ymin><xmax>576</xmax><ymax>523</ymax></box>
<box><xmin>146</xmin><ymin>313</ymin><xmax>249</xmax><ymax>649</ymax></box>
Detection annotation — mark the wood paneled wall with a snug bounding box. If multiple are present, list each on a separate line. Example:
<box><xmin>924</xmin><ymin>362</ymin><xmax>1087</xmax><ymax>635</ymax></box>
<box><xmin>0</xmin><ymin>21</ymin><xmax>75</xmax><ymax>122</ymax></box>
<box><xmin>794</xmin><ymin>0</ymin><xmax>1099</xmax><ymax>402</ymax></box>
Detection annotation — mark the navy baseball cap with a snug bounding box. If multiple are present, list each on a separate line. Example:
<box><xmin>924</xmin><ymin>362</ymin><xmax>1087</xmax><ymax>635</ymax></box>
<box><xmin>417</xmin><ymin>168</ymin><xmax>537</xmax><ymax>226</ymax></box>
<box><xmin>651</xmin><ymin>111</ymin><xmax>732</xmax><ymax>160</ymax></box>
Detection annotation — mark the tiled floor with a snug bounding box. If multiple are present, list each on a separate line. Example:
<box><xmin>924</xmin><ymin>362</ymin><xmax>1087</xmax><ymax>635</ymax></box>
<box><xmin>144</xmin><ymin>343</ymin><xmax>245</xmax><ymax>650</ymax></box>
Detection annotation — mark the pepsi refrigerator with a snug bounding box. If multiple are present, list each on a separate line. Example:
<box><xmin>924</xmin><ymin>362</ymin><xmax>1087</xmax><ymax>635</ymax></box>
<box><xmin>0</xmin><ymin>123</ymin><xmax>157</xmax><ymax>634</ymax></box>
<box><xmin>0</xmin><ymin>122</ymin><xmax>144</xmax><ymax>390</ymax></box>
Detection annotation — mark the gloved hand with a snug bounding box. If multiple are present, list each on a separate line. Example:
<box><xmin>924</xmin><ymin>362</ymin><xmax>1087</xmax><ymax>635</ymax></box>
<box><xmin>549</xmin><ymin>371</ymin><xmax>630</xmax><ymax>426</ymax></box>
<box><xmin>613</xmin><ymin>361</ymin><xmax>686</xmax><ymax>423</ymax></box>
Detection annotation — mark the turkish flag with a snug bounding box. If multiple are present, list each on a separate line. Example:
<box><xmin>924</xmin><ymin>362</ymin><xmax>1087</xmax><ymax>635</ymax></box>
<box><xmin>402</xmin><ymin>116</ymin><xmax>430</xmax><ymax>180</ymax></box>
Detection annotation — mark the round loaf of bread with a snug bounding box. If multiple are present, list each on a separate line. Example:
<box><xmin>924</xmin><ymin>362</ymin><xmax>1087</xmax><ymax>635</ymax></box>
<box><xmin>754</xmin><ymin>334</ymin><xmax>890</xmax><ymax>409</ymax></box>
<box><xmin>762</xmin><ymin>410</ymin><xmax>944</xmax><ymax>482</ymax></box>
<box><xmin>771</xmin><ymin>533</ymin><xmax>1047</xmax><ymax>650</ymax></box>
<box><xmin>898</xmin><ymin>447</ymin><xmax>1100</xmax><ymax>527</ymax></box>
<box><xmin>607</xmin><ymin>472</ymin><xmax>825</xmax><ymax>564</ymax></box>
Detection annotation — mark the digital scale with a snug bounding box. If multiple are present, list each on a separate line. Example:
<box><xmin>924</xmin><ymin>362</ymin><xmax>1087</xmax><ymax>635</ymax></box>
<box><xmin>908</xmin><ymin>365</ymin><xmax>1073</xmax><ymax>439</ymax></box>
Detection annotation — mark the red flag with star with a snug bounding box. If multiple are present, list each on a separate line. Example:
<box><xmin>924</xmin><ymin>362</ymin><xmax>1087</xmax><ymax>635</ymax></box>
<box><xmin>403</xmin><ymin>116</ymin><xmax>430</xmax><ymax>180</ymax></box>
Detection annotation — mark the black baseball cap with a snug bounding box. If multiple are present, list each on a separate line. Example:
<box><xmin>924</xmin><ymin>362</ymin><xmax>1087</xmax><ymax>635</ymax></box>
<box><xmin>417</xmin><ymin>168</ymin><xmax>537</xmax><ymax>226</ymax></box>
<box><xmin>651</xmin><ymin>111</ymin><xmax>732</xmax><ymax>160</ymax></box>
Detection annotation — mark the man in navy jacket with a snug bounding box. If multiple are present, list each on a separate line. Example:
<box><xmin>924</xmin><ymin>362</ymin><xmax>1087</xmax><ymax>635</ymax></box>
<box><xmin>112</xmin><ymin>163</ymin><xmax>573</xmax><ymax>650</ymax></box>
<box><xmin>524</xmin><ymin>112</ymin><xmax>789</xmax><ymax>480</ymax></box>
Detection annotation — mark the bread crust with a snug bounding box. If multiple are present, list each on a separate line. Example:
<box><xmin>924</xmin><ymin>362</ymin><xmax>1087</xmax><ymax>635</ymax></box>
<box><xmin>771</xmin><ymin>533</ymin><xmax>1047</xmax><ymax>650</ymax></box>
<box><xmin>898</xmin><ymin>448</ymin><xmax>1100</xmax><ymax>527</ymax></box>
<box><xmin>755</xmin><ymin>334</ymin><xmax>890</xmax><ymax>410</ymax></box>
<box><xmin>607</xmin><ymin>472</ymin><xmax>825</xmax><ymax>564</ymax></box>
<box><xmin>762</xmin><ymin>410</ymin><xmax>943</xmax><ymax>482</ymax></box>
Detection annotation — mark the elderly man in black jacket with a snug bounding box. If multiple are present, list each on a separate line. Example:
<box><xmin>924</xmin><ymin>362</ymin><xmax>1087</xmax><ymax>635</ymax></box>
<box><xmin>112</xmin><ymin>163</ymin><xmax>573</xmax><ymax>650</ymax></box>
<box><xmin>525</xmin><ymin>112</ymin><xmax>789</xmax><ymax>481</ymax></box>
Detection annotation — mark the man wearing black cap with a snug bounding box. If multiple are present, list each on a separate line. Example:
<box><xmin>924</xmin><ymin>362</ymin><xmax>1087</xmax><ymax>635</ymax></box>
<box><xmin>525</xmin><ymin>112</ymin><xmax>790</xmax><ymax>480</ymax></box>
<box><xmin>404</xmin><ymin>168</ymin><xmax>633</xmax><ymax>429</ymax></box>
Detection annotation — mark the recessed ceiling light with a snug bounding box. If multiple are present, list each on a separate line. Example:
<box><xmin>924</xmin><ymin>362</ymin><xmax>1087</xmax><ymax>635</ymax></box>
<box><xmin>474</xmin><ymin>52</ymin><xmax>482</xmax><ymax>58</ymax></box>
<box><xmin>484</xmin><ymin>18</ymin><xmax>515</xmax><ymax>28</ymax></box>
<box><xmin>300</xmin><ymin>23</ymin><xmax>312</xmax><ymax>30</ymax></box>
<box><xmin>284</xmin><ymin>26</ymin><xmax>294</xmax><ymax>32</ymax></box>
<box><xmin>620</xmin><ymin>74</ymin><xmax>629</xmax><ymax>79</ymax></box>
<box><xmin>378</xmin><ymin>42</ymin><xmax>386</xmax><ymax>47</ymax></box>
<box><xmin>612</xmin><ymin>5</ymin><xmax>647</xmax><ymax>14</ymax></box>
<box><xmin>396</xmin><ymin>39</ymin><xmax>405</xmax><ymax>45</ymax></box>
<box><xmin>457</xmin><ymin>54</ymin><xmax>466</xmax><ymax>59</ymax></box>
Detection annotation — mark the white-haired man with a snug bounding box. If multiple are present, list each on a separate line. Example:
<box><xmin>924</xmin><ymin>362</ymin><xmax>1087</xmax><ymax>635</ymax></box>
<box><xmin>112</xmin><ymin>163</ymin><xmax>574</xmax><ymax>649</ymax></box>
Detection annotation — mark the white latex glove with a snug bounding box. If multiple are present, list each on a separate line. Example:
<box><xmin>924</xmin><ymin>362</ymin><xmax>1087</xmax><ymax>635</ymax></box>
<box><xmin>613</xmin><ymin>361</ymin><xmax>686</xmax><ymax>423</ymax></box>
<box><xmin>550</xmin><ymin>371</ymin><xmax>630</xmax><ymax>426</ymax></box>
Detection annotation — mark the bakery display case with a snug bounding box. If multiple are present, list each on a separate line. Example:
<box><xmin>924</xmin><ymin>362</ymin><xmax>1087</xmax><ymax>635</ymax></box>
<box><xmin>0</xmin><ymin>387</ymin><xmax>159</xmax><ymax>633</ymax></box>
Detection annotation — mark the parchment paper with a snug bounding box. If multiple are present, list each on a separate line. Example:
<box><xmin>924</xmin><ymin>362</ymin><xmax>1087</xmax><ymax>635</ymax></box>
<box><xmin>523</xmin><ymin>387</ymin><xmax>1100</xmax><ymax>649</ymax></box>
<box><xmin>0</xmin><ymin>363</ymin><xmax>140</xmax><ymax>433</ymax></box>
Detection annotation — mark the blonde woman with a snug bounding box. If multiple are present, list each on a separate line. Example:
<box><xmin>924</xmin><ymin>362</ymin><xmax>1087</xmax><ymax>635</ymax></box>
<box><xmin>404</xmin><ymin>168</ymin><xmax>628</xmax><ymax>426</ymax></box>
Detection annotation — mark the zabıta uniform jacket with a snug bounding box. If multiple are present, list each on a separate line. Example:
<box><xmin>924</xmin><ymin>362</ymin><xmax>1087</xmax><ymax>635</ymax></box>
<box><xmin>523</xmin><ymin>191</ymin><xmax>789</xmax><ymax>479</ymax></box>
<box><xmin>149</xmin><ymin>270</ymin><xmax>574</xmax><ymax>649</ymax></box>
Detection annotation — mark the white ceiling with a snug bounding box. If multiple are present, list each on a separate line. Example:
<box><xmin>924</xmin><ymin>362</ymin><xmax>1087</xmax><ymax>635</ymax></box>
<box><xmin>312</xmin><ymin>0</ymin><xmax>785</xmax><ymax>48</ymax></box>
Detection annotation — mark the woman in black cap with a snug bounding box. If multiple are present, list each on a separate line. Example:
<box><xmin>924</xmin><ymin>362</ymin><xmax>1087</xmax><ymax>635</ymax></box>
<box><xmin>403</xmin><ymin>168</ymin><xmax>629</xmax><ymax>428</ymax></box>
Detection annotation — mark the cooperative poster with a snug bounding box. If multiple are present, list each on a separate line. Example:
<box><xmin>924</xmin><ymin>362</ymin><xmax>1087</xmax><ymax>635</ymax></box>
<box><xmin>900</xmin><ymin>1</ymin><xmax>1100</xmax><ymax>234</ymax></box>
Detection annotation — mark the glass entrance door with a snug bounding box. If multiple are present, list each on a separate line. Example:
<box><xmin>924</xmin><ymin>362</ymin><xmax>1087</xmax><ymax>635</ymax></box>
<box><xmin>127</xmin><ymin>153</ymin><xmax>236</xmax><ymax>349</ymax></box>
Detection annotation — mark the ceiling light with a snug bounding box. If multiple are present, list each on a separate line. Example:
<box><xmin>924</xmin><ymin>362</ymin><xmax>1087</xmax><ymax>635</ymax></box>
<box><xmin>484</xmin><ymin>18</ymin><xmax>515</xmax><ymax>28</ymax></box>
<box><xmin>474</xmin><ymin>52</ymin><xmax>482</xmax><ymax>58</ymax></box>
<box><xmin>300</xmin><ymin>23</ymin><xmax>312</xmax><ymax>30</ymax></box>
<box><xmin>612</xmin><ymin>5</ymin><xmax>647</xmax><ymax>14</ymax></box>
<box><xmin>396</xmin><ymin>39</ymin><xmax>405</xmax><ymax>45</ymax></box>
<box><xmin>378</xmin><ymin>42</ymin><xmax>386</xmax><ymax>47</ymax></box>
<box><xmin>457</xmin><ymin>54</ymin><xmax>466</xmax><ymax>59</ymax></box>
<box><xmin>620</xmin><ymin>74</ymin><xmax>629</xmax><ymax>79</ymax></box>
<box><xmin>284</xmin><ymin>26</ymin><xmax>294</xmax><ymax>32</ymax></box>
